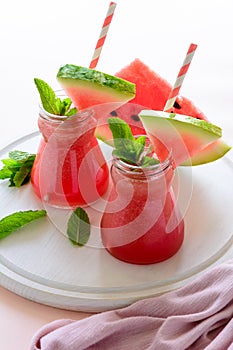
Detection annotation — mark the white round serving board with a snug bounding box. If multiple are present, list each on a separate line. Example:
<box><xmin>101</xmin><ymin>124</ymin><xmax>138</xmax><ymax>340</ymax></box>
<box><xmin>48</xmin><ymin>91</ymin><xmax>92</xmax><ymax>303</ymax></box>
<box><xmin>0</xmin><ymin>132</ymin><xmax>233</xmax><ymax>312</ymax></box>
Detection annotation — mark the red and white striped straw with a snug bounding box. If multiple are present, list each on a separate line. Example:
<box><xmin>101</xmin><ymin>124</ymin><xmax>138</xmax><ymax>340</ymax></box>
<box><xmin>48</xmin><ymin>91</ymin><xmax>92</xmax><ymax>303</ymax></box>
<box><xmin>89</xmin><ymin>2</ymin><xmax>117</xmax><ymax>69</ymax></box>
<box><xmin>163</xmin><ymin>43</ymin><xmax>198</xmax><ymax>112</ymax></box>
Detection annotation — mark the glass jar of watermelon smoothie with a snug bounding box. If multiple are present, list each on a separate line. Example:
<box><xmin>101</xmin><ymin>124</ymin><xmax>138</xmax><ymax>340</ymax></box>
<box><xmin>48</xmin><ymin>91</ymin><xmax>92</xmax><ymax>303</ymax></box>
<box><xmin>31</xmin><ymin>96</ymin><xmax>109</xmax><ymax>208</ymax></box>
<box><xmin>100</xmin><ymin>153</ymin><xmax>184</xmax><ymax>264</ymax></box>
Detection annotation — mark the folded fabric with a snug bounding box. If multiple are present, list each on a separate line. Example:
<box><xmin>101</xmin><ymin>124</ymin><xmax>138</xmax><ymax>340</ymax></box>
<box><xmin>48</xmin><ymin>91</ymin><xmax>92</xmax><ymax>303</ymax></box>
<box><xmin>30</xmin><ymin>259</ymin><xmax>233</xmax><ymax>350</ymax></box>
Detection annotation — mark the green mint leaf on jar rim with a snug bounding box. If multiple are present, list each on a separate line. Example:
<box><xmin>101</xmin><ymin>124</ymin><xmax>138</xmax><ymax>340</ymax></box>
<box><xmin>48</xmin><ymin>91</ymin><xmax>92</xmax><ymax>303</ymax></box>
<box><xmin>34</xmin><ymin>78</ymin><xmax>77</xmax><ymax>116</ymax></box>
<box><xmin>108</xmin><ymin>117</ymin><xmax>159</xmax><ymax>166</ymax></box>
<box><xmin>65</xmin><ymin>107</ymin><xmax>78</xmax><ymax>117</ymax></box>
<box><xmin>67</xmin><ymin>207</ymin><xmax>90</xmax><ymax>246</ymax></box>
<box><xmin>108</xmin><ymin>117</ymin><xmax>134</xmax><ymax>142</ymax></box>
<box><xmin>60</xmin><ymin>97</ymin><xmax>72</xmax><ymax>114</ymax></box>
<box><xmin>0</xmin><ymin>210</ymin><xmax>46</xmax><ymax>240</ymax></box>
<box><xmin>34</xmin><ymin>78</ymin><xmax>60</xmax><ymax>115</ymax></box>
<box><xmin>141</xmin><ymin>156</ymin><xmax>160</xmax><ymax>167</ymax></box>
<box><xmin>108</xmin><ymin>117</ymin><xmax>144</xmax><ymax>164</ymax></box>
<box><xmin>135</xmin><ymin>135</ymin><xmax>146</xmax><ymax>145</ymax></box>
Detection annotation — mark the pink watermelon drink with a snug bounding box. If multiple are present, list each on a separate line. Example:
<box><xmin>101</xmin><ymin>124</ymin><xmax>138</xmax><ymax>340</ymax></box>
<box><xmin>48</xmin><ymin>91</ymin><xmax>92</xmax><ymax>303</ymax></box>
<box><xmin>31</xmin><ymin>102</ymin><xmax>109</xmax><ymax>207</ymax></box>
<box><xmin>101</xmin><ymin>153</ymin><xmax>184</xmax><ymax>264</ymax></box>
<box><xmin>100</xmin><ymin>118</ymin><xmax>184</xmax><ymax>264</ymax></box>
<box><xmin>32</xmin><ymin>69</ymin><xmax>135</xmax><ymax>208</ymax></box>
<box><xmin>96</xmin><ymin>59</ymin><xmax>230</xmax><ymax>165</ymax></box>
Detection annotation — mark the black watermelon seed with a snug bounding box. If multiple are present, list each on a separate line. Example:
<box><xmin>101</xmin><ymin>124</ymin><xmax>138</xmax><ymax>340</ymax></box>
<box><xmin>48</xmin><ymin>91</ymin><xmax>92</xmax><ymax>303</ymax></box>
<box><xmin>131</xmin><ymin>114</ymin><xmax>140</xmax><ymax>121</ymax></box>
<box><xmin>110</xmin><ymin>110</ymin><xmax>118</xmax><ymax>116</ymax></box>
<box><xmin>173</xmin><ymin>101</ymin><xmax>181</xmax><ymax>109</ymax></box>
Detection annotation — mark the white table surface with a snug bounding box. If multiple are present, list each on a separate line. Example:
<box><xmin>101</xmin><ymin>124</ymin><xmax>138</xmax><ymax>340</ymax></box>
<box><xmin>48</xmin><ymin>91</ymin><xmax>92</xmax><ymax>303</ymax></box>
<box><xmin>0</xmin><ymin>0</ymin><xmax>233</xmax><ymax>349</ymax></box>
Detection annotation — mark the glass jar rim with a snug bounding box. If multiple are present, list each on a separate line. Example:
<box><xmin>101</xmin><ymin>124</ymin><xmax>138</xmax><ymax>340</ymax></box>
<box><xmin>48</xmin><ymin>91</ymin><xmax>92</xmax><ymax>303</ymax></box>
<box><xmin>112</xmin><ymin>150</ymin><xmax>174</xmax><ymax>178</ymax></box>
<box><xmin>38</xmin><ymin>90</ymin><xmax>94</xmax><ymax>125</ymax></box>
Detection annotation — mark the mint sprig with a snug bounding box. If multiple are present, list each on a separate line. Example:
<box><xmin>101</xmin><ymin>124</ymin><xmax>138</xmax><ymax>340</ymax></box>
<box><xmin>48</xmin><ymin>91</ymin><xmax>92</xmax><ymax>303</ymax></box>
<box><xmin>67</xmin><ymin>207</ymin><xmax>90</xmax><ymax>247</ymax></box>
<box><xmin>108</xmin><ymin>117</ymin><xmax>159</xmax><ymax>166</ymax></box>
<box><xmin>0</xmin><ymin>150</ymin><xmax>36</xmax><ymax>187</ymax></box>
<box><xmin>0</xmin><ymin>210</ymin><xmax>46</xmax><ymax>240</ymax></box>
<box><xmin>34</xmin><ymin>78</ymin><xmax>78</xmax><ymax>116</ymax></box>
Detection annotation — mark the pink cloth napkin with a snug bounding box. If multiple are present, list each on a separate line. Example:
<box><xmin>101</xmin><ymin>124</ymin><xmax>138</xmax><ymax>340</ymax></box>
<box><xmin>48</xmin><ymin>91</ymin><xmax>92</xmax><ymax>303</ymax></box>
<box><xmin>30</xmin><ymin>259</ymin><xmax>233</xmax><ymax>350</ymax></box>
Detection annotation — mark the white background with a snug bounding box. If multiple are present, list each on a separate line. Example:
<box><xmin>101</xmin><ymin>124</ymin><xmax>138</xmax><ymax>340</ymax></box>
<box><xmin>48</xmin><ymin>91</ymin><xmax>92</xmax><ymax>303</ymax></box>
<box><xmin>0</xmin><ymin>0</ymin><xmax>233</xmax><ymax>146</ymax></box>
<box><xmin>0</xmin><ymin>1</ymin><xmax>233</xmax><ymax>349</ymax></box>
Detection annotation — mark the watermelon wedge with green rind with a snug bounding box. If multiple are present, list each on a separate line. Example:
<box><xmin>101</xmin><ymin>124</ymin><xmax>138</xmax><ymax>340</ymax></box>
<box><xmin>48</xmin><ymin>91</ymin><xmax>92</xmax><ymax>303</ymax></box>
<box><xmin>139</xmin><ymin>110</ymin><xmax>222</xmax><ymax>166</ymax></box>
<box><xmin>95</xmin><ymin>59</ymin><xmax>230</xmax><ymax>165</ymax></box>
<box><xmin>57</xmin><ymin>64</ymin><xmax>136</xmax><ymax>111</ymax></box>
<box><xmin>96</xmin><ymin>102</ymin><xmax>231</xmax><ymax>165</ymax></box>
<box><xmin>181</xmin><ymin>139</ymin><xmax>231</xmax><ymax>166</ymax></box>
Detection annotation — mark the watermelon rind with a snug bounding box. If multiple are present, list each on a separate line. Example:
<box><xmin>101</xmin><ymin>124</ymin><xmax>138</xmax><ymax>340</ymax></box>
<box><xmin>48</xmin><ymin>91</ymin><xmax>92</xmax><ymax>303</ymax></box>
<box><xmin>139</xmin><ymin>110</ymin><xmax>223</xmax><ymax>165</ymax></box>
<box><xmin>95</xmin><ymin>103</ymin><xmax>230</xmax><ymax>166</ymax></box>
<box><xmin>57</xmin><ymin>64</ymin><xmax>136</xmax><ymax>98</ymax></box>
<box><xmin>181</xmin><ymin>139</ymin><xmax>231</xmax><ymax>166</ymax></box>
<box><xmin>139</xmin><ymin>110</ymin><xmax>222</xmax><ymax>139</ymax></box>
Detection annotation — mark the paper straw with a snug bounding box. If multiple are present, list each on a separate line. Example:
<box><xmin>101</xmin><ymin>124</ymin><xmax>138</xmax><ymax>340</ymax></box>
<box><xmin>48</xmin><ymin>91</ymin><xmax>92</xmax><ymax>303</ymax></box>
<box><xmin>163</xmin><ymin>43</ymin><xmax>198</xmax><ymax>112</ymax></box>
<box><xmin>89</xmin><ymin>2</ymin><xmax>117</xmax><ymax>69</ymax></box>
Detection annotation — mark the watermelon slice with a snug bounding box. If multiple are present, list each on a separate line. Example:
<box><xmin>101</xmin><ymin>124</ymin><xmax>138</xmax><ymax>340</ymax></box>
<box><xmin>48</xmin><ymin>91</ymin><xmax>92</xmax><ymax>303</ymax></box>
<box><xmin>96</xmin><ymin>59</ymin><xmax>230</xmax><ymax>165</ymax></box>
<box><xmin>181</xmin><ymin>139</ymin><xmax>231</xmax><ymax>166</ymax></box>
<box><xmin>96</xmin><ymin>103</ymin><xmax>147</xmax><ymax>145</ymax></box>
<box><xmin>115</xmin><ymin>58</ymin><xmax>206</xmax><ymax>120</ymax></box>
<box><xmin>56</xmin><ymin>61</ymin><xmax>230</xmax><ymax>165</ymax></box>
<box><xmin>57</xmin><ymin>64</ymin><xmax>136</xmax><ymax>113</ymax></box>
<box><xmin>138</xmin><ymin>110</ymin><xmax>222</xmax><ymax>166</ymax></box>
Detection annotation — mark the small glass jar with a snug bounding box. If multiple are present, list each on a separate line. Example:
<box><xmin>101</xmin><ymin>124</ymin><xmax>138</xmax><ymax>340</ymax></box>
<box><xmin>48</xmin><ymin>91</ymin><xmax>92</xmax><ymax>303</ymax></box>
<box><xmin>31</xmin><ymin>95</ymin><xmax>109</xmax><ymax>208</ymax></box>
<box><xmin>100</xmin><ymin>153</ymin><xmax>184</xmax><ymax>264</ymax></box>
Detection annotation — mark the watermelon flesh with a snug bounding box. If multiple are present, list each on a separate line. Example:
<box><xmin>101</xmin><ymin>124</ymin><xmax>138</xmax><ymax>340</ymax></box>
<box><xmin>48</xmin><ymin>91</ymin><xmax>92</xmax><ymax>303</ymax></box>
<box><xmin>115</xmin><ymin>58</ymin><xmax>207</xmax><ymax>120</ymax></box>
<box><xmin>56</xmin><ymin>61</ymin><xmax>230</xmax><ymax>165</ymax></box>
<box><xmin>96</xmin><ymin>103</ymin><xmax>147</xmax><ymax>145</ymax></box>
<box><xmin>139</xmin><ymin>110</ymin><xmax>222</xmax><ymax>166</ymax></box>
<box><xmin>96</xmin><ymin>59</ymin><xmax>230</xmax><ymax>165</ymax></box>
<box><xmin>96</xmin><ymin>58</ymin><xmax>208</xmax><ymax>143</ymax></box>
<box><xmin>96</xmin><ymin>102</ymin><xmax>230</xmax><ymax>165</ymax></box>
<box><xmin>57</xmin><ymin>64</ymin><xmax>136</xmax><ymax>116</ymax></box>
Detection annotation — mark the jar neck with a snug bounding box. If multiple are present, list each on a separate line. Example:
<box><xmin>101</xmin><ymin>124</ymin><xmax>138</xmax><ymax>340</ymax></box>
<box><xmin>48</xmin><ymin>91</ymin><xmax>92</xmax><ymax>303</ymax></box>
<box><xmin>39</xmin><ymin>106</ymin><xmax>95</xmax><ymax>127</ymax></box>
<box><xmin>38</xmin><ymin>89</ymin><xmax>95</xmax><ymax>127</ymax></box>
<box><xmin>110</xmin><ymin>153</ymin><xmax>175</xmax><ymax>201</ymax></box>
<box><xmin>112</xmin><ymin>152</ymin><xmax>174</xmax><ymax>181</ymax></box>
<box><xmin>37</xmin><ymin>91</ymin><xmax>96</xmax><ymax>141</ymax></box>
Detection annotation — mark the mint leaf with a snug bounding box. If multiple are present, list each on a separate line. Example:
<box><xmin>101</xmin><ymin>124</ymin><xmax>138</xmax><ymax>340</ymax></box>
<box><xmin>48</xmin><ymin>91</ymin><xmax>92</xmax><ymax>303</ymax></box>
<box><xmin>135</xmin><ymin>135</ymin><xmax>146</xmax><ymax>146</ymax></box>
<box><xmin>65</xmin><ymin>107</ymin><xmax>78</xmax><ymax>117</ymax></box>
<box><xmin>108</xmin><ymin>117</ymin><xmax>134</xmax><ymax>142</ymax></box>
<box><xmin>67</xmin><ymin>207</ymin><xmax>90</xmax><ymax>246</ymax></box>
<box><xmin>58</xmin><ymin>97</ymin><xmax>72</xmax><ymax>115</ymax></box>
<box><xmin>112</xmin><ymin>141</ymin><xmax>144</xmax><ymax>164</ymax></box>
<box><xmin>59</xmin><ymin>98</ymin><xmax>78</xmax><ymax>116</ymax></box>
<box><xmin>108</xmin><ymin>117</ymin><xmax>160</xmax><ymax>166</ymax></box>
<box><xmin>0</xmin><ymin>150</ymin><xmax>36</xmax><ymax>187</ymax></box>
<box><xmin>108</xmin><ymin>117</ymin><xmax>145</xmax><ymax>164</ymax></box>
<box><xmin>34</xmin><ymin>78</ymin><xmax>78</xmax><ymax>116</ymax></box>
<box><xmin>9</xmin><ymin>150</ymin><xmax>35</xmax><ymax>162</ymax></box>
<box><xmin>13</xmin><ymin>162</ymin><xmax>34</xmax><ymax>187</ymax></box>
<box><xmin>0</xmin><ymin>167</ymin><xmax>12</xmax><ymax>179</ymax></box>
<box><xmin>34</xmin><ymin>78</ymin><xmax>60</xmax><ymax>115</ymax></box>
<box><xmin>0</xmin><ymin>210</ymin><xmax>46</xmax><ymax>240</ymax></box>
<box><xmin>141</xmin><ymin>156</ymin><xmax>160</xmax><ymax>167</ymax></box>
<box><xmin>109</xmin><ymin>117</ymin><xmax>158</xmax><ymax>165</ymax></box>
